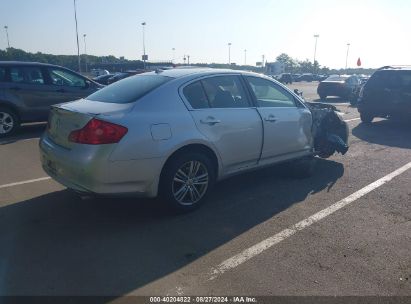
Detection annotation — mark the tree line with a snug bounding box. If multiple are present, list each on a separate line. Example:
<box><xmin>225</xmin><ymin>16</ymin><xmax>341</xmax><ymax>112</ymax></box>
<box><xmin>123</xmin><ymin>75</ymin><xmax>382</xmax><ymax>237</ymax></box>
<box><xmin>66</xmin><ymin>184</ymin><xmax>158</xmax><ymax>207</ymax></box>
<box><xmin>0</xmin><ymin>48</ymin><xmax>376</xmax><ymax>75</ymax></box>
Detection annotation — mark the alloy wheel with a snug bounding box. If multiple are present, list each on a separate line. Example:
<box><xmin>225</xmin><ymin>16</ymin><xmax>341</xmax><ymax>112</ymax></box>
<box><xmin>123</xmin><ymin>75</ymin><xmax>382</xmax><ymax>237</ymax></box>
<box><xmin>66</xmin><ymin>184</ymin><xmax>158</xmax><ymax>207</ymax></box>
<box><xmin>0</xmin><ymin>112</ymin><xmax>14</xmax><ymax>134</ymax></box>
<box><xmin>172</xmin><ymin>160</ymin><xmax>209</xmax><ymax>205</ymax></box>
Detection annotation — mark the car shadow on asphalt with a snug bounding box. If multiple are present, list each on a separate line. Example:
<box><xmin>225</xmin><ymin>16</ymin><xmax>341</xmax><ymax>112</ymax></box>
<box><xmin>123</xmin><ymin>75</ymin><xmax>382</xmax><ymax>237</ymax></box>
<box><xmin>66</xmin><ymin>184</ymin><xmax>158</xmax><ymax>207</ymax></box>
<box><xmin>0</xmin><ymin>158</ymin><xmax>344</xmax><ymax>296</ymax></box>
<box><xmin>0</xmin><ymin>123</ymin><xmax>46</xmax><ymax>145</ymax></box>
<box><xmin>352</xmin><ymin>119</ymin><xmax>411</xmax><ymax>149</ymax></box>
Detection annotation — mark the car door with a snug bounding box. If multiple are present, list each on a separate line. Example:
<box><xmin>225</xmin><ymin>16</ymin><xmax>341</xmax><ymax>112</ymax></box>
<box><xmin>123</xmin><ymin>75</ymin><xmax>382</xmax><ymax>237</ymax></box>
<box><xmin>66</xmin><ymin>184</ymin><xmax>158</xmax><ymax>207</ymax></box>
<box><xmin>6</xmin><ymin>65</ymin><xmax>58</xmax><ymax>121</ymax></box>
<box><xmin>244</xmin><ymin>76</ymin><xmax>312</xmax><ymax>162</ymax></box>
<box><xmin>46</xmin><ymin>67</ymin><xmax>96</xmax><ymax>104</ymax></box>
<box><xmin>181</xmin><ymin>75</ymin><xmax>263</xmax><ymax>173</ymax></box>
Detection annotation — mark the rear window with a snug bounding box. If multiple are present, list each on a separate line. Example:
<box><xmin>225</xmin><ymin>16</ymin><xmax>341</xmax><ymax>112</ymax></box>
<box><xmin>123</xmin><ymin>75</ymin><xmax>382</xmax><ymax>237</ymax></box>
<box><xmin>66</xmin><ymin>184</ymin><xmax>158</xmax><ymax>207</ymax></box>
<box><xmin>86</xmin><ymin>75</ymin><xmax>172</xmax><ymax>103</ymax></box>
<box><xmin>325</xmin><ymin>75</ymin><xmax>349</xmax><ymax>81</ymax></box>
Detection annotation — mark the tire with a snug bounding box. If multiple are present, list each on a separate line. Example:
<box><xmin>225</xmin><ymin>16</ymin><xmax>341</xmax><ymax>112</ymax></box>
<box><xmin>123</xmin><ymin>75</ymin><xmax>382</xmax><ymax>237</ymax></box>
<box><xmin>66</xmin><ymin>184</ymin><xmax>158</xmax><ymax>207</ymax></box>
<box><xmin>360</xmin><ymin>112</ymin><xmax>374</xmax><ymax>124</ymax></box>
<box><xmin>0</xmin><ymin>107</ymin><xmax>20</xmax><ymax>138</ymax></box>
<box><xmin>159</xmin><ymin>152</ymin><xmax>215</xmax><ymax>212</ymax></box>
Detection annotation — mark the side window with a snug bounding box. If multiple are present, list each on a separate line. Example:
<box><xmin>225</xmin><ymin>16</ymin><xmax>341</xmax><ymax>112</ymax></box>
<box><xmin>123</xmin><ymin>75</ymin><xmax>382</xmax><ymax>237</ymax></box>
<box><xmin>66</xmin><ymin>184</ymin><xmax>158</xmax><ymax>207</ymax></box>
<box><xmin>246</xmin><ymin>76</ymin><xmax>296</xmax><ymax>108</ymax></box>
<box><xmin>183</xmin><ymin>81</ymin><xmax>209</xmax><ymax>109</ymax></box>
<box><xmin>48</xmin><ymin>68</ymin><xmax>86</xmax><ymax>87</ymax></box>
<box><xmin>10</xmin><ymin>67</ymin><xmax>45</xmax><ymax>85</ymax></box>
<box><xmin>201</xmin><ymin>76</ymin><xmax>251</xmax><ymax>108</ymax></box>
<box><xmin>0</xmin><ymin>67</ymin><xmax>6</xmax><ymax>82</ymax></box>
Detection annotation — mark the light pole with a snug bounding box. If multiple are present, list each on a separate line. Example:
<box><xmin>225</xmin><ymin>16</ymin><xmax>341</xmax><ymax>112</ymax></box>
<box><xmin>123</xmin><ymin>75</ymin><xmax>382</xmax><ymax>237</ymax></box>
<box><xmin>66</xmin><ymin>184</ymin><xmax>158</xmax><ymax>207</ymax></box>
<box><xmin>228</xmin><ymin>43</ymin><xmax>232</xmax><ymax>65</ymax></box>
<box><xmin>141</xmin><ymin>22</ymin><xmax>146</xmax><ymax>69</ymax></box>
<box><xmin>73</xmin><ymin>0</ymin><xmax>81</xmax><ymax>73</ymax></box>
<box><xmin>172</xmin><ymin>48</ymin><xmax>175</xmax><ymax>63</ymax></box>
<box><xmin>262</xmin><ymin>55</ymin><xmax>265</xmax><ymax>71</ymax></box>
<box><xmin>83</xmin><ymin>34</ymin><xmax>87</xmax><ymax>73</ymax></box>
<box><xmin>313</xmin><ymin>34</ymin><xmax>319</xmax><ymax>73</ymax></box>
<box><xmin>187</xmin><ymin>55</ymin><xmax>190</xmax><ymax>65</ymax></box>
<box><xmin>4</xmin><ymin>26</ymin><xmax>10</xmax><ymax>49</ymax></box>
<box><xmin>345</xmin><ymin>43</ymin><xmax>350</xmax><ymax>70</ymax></box>
<box><xmin>244</xmin><ymin>49</ymin><xmax>247</xmax><ymax>65</ymax></box>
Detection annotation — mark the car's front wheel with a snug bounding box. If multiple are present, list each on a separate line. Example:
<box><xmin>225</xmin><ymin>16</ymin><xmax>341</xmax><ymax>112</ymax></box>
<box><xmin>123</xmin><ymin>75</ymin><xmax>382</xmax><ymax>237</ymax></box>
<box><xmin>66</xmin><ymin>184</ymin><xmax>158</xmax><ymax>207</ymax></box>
<box><xmin>160</xmin><ymin>152</ymin><xmax>215</xmax><ymax>212</ymax></box>
<box><xmin>0</xmin><ymin>107</ymin><xmax>20</xmax><ymax>138</ymax></box>
<box><xmin>319</xmin><ymin>94</ymin><xmax>327</xmax><ymax>101</ymax></box>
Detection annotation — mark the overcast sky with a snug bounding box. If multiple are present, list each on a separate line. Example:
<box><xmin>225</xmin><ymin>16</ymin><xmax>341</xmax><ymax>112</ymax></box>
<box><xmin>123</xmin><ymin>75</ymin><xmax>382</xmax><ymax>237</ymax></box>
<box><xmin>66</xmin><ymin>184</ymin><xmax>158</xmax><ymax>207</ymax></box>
<box><xmin>1</xmin><ymin>0</ymin><xmax>410</xmax><ymax>68</ymax></box>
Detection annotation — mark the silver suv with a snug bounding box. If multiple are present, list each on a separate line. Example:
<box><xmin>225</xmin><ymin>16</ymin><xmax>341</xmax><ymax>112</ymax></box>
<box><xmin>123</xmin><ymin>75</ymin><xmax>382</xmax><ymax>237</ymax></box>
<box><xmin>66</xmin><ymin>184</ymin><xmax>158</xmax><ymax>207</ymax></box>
<box><xmin>0</xmin><ymin>61</ymin><xmax>102</xmax><ymax>137</ymax></box>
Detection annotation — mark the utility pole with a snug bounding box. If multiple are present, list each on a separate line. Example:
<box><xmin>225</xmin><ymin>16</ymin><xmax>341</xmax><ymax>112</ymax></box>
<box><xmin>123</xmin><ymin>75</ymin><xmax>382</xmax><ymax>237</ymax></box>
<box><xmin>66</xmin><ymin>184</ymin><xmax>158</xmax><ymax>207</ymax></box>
<box><xmin>313</xmin><ymin>34</ymin><xmax>319</xmax><ymax>74</ymax></box>
<box><xmin>172</xmin><ymin>48</ymin><xmax>175</xmax><ymax>63</ymax></box>
<box><xmin>187</xmin><ymin>55</ymin><xmax>190</xmax><ymax>65</ymax></box>
<box><xmin>4</xmin><ymin>26</ymin><xmax>10</xmax><ymax>49</ymax></box>
<box><xmin>244</xmin><ymin>49</ymin><xmax>247</xmax><ymax>65</ymax></box>
<box><xmin>228</xmin><ymin>43</ymin><xmax>232</xmax><ymax>65</ymax></box>
<box><xmin>83</xmin><ymin>34</ymin><xmax>87</xmax><ymax>73</ymax></box>
<box><xmin>141</xmin><ymin>22</ymin><xmax>147</xmax><ymax>70</ymax></box>
<box><xmin>345</xmin><ymin>43</ymin><xmax>350</xmax><ymax>70</ymax></box>
<box><xmin>73</xmin><ymin>0</ymin><xmax>81</xmax><ymax>73</ymax></box>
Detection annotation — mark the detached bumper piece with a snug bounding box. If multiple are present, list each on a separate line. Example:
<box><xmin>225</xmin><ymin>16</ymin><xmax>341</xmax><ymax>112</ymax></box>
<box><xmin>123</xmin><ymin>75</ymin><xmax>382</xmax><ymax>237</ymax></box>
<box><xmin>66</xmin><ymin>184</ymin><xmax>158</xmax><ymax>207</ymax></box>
<box><xmin>306</xmin><ymin>102</ymin><xmax>350</xmax><ymax>159</ymax></box>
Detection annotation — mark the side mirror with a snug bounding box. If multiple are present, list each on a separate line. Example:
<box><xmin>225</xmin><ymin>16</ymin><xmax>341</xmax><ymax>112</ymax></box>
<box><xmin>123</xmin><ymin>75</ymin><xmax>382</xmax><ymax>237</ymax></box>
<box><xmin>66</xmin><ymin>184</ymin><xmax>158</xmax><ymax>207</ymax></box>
<box><xmin>84</xmin><ymin>80</ymin><xmax>91</xmax><ymax>89</ymax></box>
<box><xmin>294</xmin><ymin>89</ymin><xmax>303</xmax><ymax>97</ymax></box>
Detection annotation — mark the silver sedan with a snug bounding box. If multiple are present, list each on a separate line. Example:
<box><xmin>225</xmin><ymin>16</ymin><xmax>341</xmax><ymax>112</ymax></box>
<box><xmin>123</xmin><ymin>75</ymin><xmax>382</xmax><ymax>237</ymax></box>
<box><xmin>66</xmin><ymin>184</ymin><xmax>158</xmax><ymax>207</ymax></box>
<box><xmin>40</xmin><ymin>68</ymin><xmax>346</xmax><ymax>211</ymax></box>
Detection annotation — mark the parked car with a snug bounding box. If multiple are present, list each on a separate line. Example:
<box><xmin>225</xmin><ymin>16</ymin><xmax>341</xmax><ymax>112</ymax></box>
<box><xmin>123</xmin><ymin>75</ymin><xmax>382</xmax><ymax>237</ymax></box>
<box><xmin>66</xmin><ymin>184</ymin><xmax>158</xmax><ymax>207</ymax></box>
<box><xmin>317</xmin><ymin>75</ymin><xmax>361</xmax><ymax>103</ymax></box>
<box><xmin>0</xmin><ymin>61</ymin><xmax>103</xmax><ymax>137</ymax></box>
<box><xmin>278</xmin><ymin>73</ymin><xmax>293</xmax><ymax>84</ymax></box>
<box><xmin>106</xmin><ymin>70</ymin><xmax>144</xmax><ymax>85</ymax></box>
<box><xmin>90</xmin><ymin>69</ymin><xmax>110</xmax><ymax>77</ymax></box>
<box><xmin>40</xmin><ymin>68</ymin><xmax>348</xmax><ymax>211</ymax></box>
<box><xmin>93</xmin><ymin>74</ymin><xmax>114</xmax><ymax>85</ymax></box>
<box><xmin>357</xmin><ymin>66</ymin><xmax>411</xmax><ymax>123</ymax></box>
<box><xmin>295</xmin><ymin>73</ymin><xmax>314</xmax><ymax>82</ymax></box>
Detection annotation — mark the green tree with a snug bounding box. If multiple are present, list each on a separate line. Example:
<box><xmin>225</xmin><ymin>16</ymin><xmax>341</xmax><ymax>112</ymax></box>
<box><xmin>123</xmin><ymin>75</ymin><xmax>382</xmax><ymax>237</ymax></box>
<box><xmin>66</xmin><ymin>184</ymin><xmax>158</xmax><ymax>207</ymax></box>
<box><xmin>276</xmin><ymin>53</ymin><xmax>299</xmax><ymax>73</ymax></box>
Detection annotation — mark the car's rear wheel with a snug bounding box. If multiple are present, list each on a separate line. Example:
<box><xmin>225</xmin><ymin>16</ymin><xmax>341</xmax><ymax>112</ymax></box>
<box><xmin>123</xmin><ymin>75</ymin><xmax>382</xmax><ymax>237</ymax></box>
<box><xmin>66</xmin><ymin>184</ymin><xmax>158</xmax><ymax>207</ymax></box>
<box><xmin>0</xmin><ymin>107</ymin><xmax>20</xmax><ymax>138</ymax></box>
<box><xmin>360</xmin><ymin>112</ymin><xmax>374</xmax><ymax>123</ymax></box>
<box><xmin>160</xmin><ymin>152</ymin><xmax>215</xmax><ymax>212</ymax></box>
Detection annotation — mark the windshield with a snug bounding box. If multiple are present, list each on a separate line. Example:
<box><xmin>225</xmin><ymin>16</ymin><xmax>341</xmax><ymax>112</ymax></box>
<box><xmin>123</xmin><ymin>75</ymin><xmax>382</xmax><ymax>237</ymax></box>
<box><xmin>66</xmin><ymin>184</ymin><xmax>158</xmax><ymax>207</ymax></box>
<box><xmin>86</xmin><ymin>75</ymin><xmax>172</xmax><ymax>103</ymax></box>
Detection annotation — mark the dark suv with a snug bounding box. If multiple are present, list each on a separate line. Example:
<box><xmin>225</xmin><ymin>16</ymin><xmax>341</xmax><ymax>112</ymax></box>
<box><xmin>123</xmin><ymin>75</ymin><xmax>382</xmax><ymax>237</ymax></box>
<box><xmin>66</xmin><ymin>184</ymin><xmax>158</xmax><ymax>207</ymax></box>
<box><xmin>358</xmin><ymin>66</ymin><xmax>411</xmax><ymax>123</ymax></box>
<box><xmin>0</xmin><ymin>61</ymin><xmax>102</xmax><ymax>137</ymax></box>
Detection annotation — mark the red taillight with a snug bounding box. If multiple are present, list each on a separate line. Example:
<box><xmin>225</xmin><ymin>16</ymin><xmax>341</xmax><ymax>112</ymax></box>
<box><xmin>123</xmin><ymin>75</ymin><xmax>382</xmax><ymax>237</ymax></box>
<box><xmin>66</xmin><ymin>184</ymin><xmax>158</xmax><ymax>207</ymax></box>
<box><xmin>69</xmin><ymin>118</ymin><xmax>128</xmax><ymax>145</ymax></box>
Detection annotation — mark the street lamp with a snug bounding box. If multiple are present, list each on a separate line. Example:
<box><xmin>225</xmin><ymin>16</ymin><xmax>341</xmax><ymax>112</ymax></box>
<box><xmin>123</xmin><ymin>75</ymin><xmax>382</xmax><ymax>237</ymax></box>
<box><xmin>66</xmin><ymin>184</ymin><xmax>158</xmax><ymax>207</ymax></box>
<box><xmin>345</xmin><ymin>43</ymin><xmax>350</xmax><ymax>70</ymax></box>
<box><xmin>313</xmin><ymin>34</ymin><xmax>319</xmax><ymax>73</ymax></box>
<box><xmin>73</xmin><ymin>0</ymin><xmax>81</xmax><ymax>73</ymax></box>
<box><xmin>228</xmin><ymin>43</ymin><xmax>232</xmax><ymax>65</ymax></box>
<box><xmin>83</xmin><ymin>34</ymin><xmax>88</xmax><ymax>73</ymax></box>
<box><xmin>141</xmin><ymin>22</ymin><xmax>147</xmax><ymax>69</ymax></box>
<box><xmin>4</xmin><ymin>26</ymin><xmax>10</xmax><ymax>49</ymax></box>
<box><xmin>244</xmin><ymin>49</ymin><xmax>247</xmax><ymax>65</ymax></box>
<box><xmin>172</xmin><ymin>48</ymin><xmax>175</xmax><ymax>63</ymax></box>
<box><xmin>187</xmin><ymin>55</ymin><xmax>190</xmax><ymax>65</ymax></box>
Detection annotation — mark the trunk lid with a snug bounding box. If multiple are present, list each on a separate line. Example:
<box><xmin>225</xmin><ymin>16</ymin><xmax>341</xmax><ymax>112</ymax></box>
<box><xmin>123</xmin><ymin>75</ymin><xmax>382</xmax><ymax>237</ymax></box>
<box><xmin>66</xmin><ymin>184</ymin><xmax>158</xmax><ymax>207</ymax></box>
<box><xmin>47</xmin><ymin>99</ymin><xmax>134</xmax><ymax>149</ymax></box>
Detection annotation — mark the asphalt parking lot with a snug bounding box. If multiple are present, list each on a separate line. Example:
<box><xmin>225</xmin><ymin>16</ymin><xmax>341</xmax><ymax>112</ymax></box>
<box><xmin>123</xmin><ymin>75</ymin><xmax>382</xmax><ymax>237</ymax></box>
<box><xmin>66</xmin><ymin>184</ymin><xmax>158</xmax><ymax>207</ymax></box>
<box><xmin>0</xmin><ymin>82</ymin><xmax>410</xmax><ymax>298</ymax></box>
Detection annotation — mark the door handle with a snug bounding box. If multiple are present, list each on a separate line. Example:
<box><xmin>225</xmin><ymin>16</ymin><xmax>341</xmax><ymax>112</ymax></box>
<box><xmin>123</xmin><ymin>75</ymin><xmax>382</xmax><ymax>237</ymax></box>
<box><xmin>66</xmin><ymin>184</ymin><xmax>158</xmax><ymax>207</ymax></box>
<box><xmin>264</xmin><ymin>115</ymin><xmax>277</xmax><ymax>122</ymax></box>
<box><xmin>200</xmin><ymin>117</ymin><xmax>221</xmax><ymax>125</ymax></box>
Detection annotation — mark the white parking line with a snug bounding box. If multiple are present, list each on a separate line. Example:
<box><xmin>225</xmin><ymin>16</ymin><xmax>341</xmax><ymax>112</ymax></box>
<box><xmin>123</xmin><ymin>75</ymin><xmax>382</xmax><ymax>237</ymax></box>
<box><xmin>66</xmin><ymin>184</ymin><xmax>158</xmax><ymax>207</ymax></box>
<box><xmin>208</xmin><ymin>161</ymin><xmax>411</xmax><ymax>281</ymax></box>
<box><xmin>0</xmin><ymin>177</ymin><xmax>51</xmax><ymax>190</ymax></box>
<box><xmin>344</xmin><ymin>117</ymin><xmax>361</xmax><ymax>122</ymax></box>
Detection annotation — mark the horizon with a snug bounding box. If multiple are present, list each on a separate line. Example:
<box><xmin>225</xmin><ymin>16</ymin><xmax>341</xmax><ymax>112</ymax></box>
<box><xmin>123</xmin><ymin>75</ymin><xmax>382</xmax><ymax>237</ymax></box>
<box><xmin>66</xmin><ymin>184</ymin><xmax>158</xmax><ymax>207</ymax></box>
<box><xmin>1</xmin><ymin>0</ymin><xmax>410</xmax><ymax>69</ymax></box>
